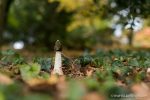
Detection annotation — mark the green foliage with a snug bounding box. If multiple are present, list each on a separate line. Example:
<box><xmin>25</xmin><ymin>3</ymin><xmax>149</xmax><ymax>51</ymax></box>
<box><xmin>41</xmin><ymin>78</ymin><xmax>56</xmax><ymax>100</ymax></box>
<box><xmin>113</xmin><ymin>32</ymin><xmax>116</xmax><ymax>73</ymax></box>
<box><xmin>112</xmin><ymin>60</ymin><xmax>123</xmax><ymax>67</ymax></box>
<box><xmin>128</xmin><ymin>58</ymin><xmax>139</xmax><ymax>67</ymax></box>
<box><xmin>0</xmin><ymin>91</ymin><xmax>5</xmax><ymax>100</ymax></box>
<box><xmin>92</xmin><ymin>57</ymin><xmax>103</xmax><ymax>67</ymax></box>
<box><xmin>84</xmin><ymin>78</ymin><xmax>100</xmax><ymax>91</ymax></box>
<box><xmin>40</xmin><ymin>71</ymin><xmax>50</xmax><ymax>79</ymax></box>
<box><xmin>1</xmin><ymin>49</ymin><xmax>15</xmax><ymax>55</ymax></box>
<box><xmin>0</xmin><ymin>49</ymin><xmax>25</xmax><ymax>65</ymax></box>
<box><xmin>23</xmin><ymin>93</ymin><xmax>52</xmax><ymax>100</ymax></box>
<box><xmin>67</xmin><ymin>80</ymin><xmax>85</xmax><ymax>100</ymax></box>
<box><xmin>78</xmin><ymin>51</ymin><xmax>93</xmax><ymax>67</ymax></box>
<box><xmin>0</xmin><ymin>49</ymin><xmax>150</xmax><ymax>99</ymax></box>
<box><xmin>19</xmin><ymin>63</ymin><xmax>41</xmax><ymax>80</ymax></box>
<box><xmin>0</xmin><ymin>84</ymin><xmax>52</xmax><ymax>100</ymax></box>
<box><xmin>143</xmin><ymin>59</ymin><xmax>150</xmax><ymax>68</ymax></box>
<box><xmin>107</xmin><ymin>86</ymin><xmax>132</xmax><ymax>100</ymax></box>
<box><xmin>0</xmin><ymin>84</ymin><xmax>23</xmax><ymax>100</ymax></box>
<box><xmin>34</xmin><ymin>57</ymin><xmax>52</xmax><ymax>72</ymax></box>
<box><xmin>7</xmin><ymin>0</ymin><xmax>71</xmax><ymax>48</ymax></box>
<box><xmin>2</xmin><ymin>0</ymin><xmax>149</xmax><ymax>49</ymax></box>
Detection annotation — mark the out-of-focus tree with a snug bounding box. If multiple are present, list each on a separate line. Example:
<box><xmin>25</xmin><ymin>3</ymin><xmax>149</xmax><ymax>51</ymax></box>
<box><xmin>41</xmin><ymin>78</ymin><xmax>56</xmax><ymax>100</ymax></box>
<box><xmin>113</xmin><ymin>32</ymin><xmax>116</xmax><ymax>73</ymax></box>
<box><xmin>49</xmin><ymin>0</ymin><xmax>150</xmax><ymax>46</ymax></box>
<box><xmin>48</xmin><ymin>0</ymin><xmax>110</xmax><ymax>48</ymax></box>
<box><xmin>106</xmin><ymin>0</ymin><xmax>150</xmax><ymax>45</ymax></box>
<box><xmin>7</xmin><ymin>0</ymin><xmax>71</xmax><ymax>49</ymax></box>
<box><xmin>1</xmin><ymin>0</ymin><xmax>149</xmax><ymax>49</ymax></box>
<box><xmin>49</xmin><ymin>0</ymin><xmax>108</xmax><ymax>32</ymax></box>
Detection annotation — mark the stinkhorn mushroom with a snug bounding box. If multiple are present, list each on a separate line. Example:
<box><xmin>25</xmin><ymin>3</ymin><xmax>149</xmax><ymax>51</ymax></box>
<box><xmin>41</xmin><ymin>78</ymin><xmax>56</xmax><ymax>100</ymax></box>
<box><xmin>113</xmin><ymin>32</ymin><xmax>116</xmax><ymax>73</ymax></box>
<box><xmin>52</xmin><ymin>40</ymin><xmax>63</xmax><ymax>75</ymax></box>
<box><xmin>147</xmin><ymin>68</ymin><xmax>150</xmax><ymax>73</ymax></box>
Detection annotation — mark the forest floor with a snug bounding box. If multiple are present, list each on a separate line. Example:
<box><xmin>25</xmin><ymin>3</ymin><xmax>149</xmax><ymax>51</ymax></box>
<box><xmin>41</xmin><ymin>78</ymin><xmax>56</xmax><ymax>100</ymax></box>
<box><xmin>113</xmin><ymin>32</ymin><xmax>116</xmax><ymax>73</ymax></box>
<box><xmin>0</xmin><ymin>47</ymin><xmax>150</xmax><ymax>100</ymax></box>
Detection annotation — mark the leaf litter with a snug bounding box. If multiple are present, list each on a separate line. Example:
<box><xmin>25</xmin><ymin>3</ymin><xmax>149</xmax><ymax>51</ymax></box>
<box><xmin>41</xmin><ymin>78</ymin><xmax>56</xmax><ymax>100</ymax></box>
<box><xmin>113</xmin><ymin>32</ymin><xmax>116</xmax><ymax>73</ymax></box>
<box><xmin>0</xmin><ymin>49</ymin><xmax>150</xmax><ymax>100</ymax></box>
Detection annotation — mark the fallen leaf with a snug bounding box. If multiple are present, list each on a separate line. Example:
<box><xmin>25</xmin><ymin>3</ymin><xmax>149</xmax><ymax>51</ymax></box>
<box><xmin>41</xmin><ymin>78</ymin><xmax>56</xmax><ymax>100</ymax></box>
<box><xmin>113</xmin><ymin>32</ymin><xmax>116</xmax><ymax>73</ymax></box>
<box><xmin>26</xmin><ymin>78</ymin><xmax>45</xmax><ymax>86</ymax></box>
<box><xmin>0</xmin><ymin>73</ymin><xmax>13</xmax><ymax>85</ymax></box>
<box><xmin>131</xmin><ymin>82</ymin><xmax>150</xmax><ymax>100</ymax></box>
<box><xmin>147</xmin><ymin>68</ymin><xmax>150</xmax><ymax>73</ymax></box>
<box><xmin>56</xmin><ymin>76</ymin><xmax>68</xmax><ymax>99</ymax></box>
<box><xmin>86</xmin><ymin>67</ymin><xmax>94</xmax><ymax>77</ymax></box>
<box><xmin>47</xmin><ymin>75</ymin><xmax>59</xmax><ymax>85</ymax></box>
<box><xmin>82</xmin><ymin>92</ymin><xmax>105</xmax><ymax>100</ymax></box>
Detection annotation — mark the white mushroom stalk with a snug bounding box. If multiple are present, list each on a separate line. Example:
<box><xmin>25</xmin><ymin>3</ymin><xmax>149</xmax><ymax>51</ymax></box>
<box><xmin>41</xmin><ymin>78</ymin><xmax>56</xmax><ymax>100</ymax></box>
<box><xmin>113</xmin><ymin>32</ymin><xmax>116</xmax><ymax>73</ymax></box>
<box><xmin>147</xmin><ymin>68</ymin><xmax>150</xmax><ymax>73</ymax></box>
<box><xmin>52</xmin><ymin>40</ymin><xmax>63</xmax><ymax>75</ymax></box>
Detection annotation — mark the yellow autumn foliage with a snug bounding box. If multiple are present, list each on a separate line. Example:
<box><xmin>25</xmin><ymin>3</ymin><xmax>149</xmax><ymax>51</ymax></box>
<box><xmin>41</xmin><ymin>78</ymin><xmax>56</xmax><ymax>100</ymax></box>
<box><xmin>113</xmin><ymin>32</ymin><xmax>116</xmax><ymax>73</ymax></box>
<box><xmin>48</xmin><ymin>0</ymin><xmax>108</xmax><ymax>32</ymax></box>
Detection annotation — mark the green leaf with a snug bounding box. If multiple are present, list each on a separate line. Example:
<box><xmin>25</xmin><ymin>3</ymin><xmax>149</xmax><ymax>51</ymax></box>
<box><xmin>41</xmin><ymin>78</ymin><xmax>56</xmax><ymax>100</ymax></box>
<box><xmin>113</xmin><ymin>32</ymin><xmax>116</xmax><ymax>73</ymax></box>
<box><xmin>92</xmin><ymin>57</ymin><xmax>103</xmax><ymax>67</ymax></box>
<box><xmin>68</xmin><ymin>81</ymin><xmax>85</xmax><ymax>100</ymax></box>
<box><xmin>23</xmin><ymin>93</ymin><xmax>52</xmax><ymax>100</ymax></box>
<box><xmin>1</xmin><ymin>50</ymin><xmax>25</xmax><ymax>65</ymax></box>
<box><xmin>112</xmin><ymin>60</ymin><xmax>123</xmax><ymax>67</ymax></box>
<box><xmin>128</xmin><ymin>59</ymin><xmax>139</xmax><ymax>67</ymax></box>
<box><xmin>40</xmin><ymin>72</ymin><xmax>50</xmax><ymax>79</ymax></box>
<box><xmin>19</xmin><ymin>63</ymin><xmax>41</xmax><ymax>80</ymax></box>
<box><xmin>85</xmin><ymin>78</ymin><xmax>100</xmax><ymax>91</ymax></box>
<box><xmin>34</xmin><ymin>57</ymin><xmax>51</xmax><ymax>72</ymax></box>
<box><xmin>0</xmin><ymin>92</ymin><xmax>5</xmax><ymax>100</ymax></box>
<box><xmin>143</xmin><ymin>59</ymin><xmax>150</xmax><ymax>68</ymax></box>
<box><xmin>0</xmin><ymin>84</ymin><xmax>23</xmax><ymax>100</ymax></box>
<box><xmin>79</xmin><ymin>55</ymin><xmax>92</xmax><ymax>67</ymax></box>
<box><xmin>1</xmin><ymin>49</ymin><xmax>15</xmax><ymax>56</ymax></box>
<box><xmin>107</xmin><ymin>86</ymin><xmax>132</xmax><ymax>100</ymax></box>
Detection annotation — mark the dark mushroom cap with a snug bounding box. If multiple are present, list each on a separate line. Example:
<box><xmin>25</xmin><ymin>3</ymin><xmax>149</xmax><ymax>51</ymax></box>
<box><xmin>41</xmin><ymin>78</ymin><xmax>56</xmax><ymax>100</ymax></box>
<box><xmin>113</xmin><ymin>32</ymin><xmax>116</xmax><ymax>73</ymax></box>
<box><xmin>54</xmin><ymin>40</ymin><xmax>62</xmax><ymax>51</ymax></box>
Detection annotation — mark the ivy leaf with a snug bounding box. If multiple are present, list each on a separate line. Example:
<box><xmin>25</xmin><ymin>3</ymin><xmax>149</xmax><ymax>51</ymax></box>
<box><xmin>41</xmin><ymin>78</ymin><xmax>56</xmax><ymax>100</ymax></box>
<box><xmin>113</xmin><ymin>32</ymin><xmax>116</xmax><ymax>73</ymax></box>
<box><xmin>112</xmin><ymin>60</ymin><xmax>123</xmax><ymax>67</ymax></box>
<box><xmin>40</xmin><ymin>72</ymin><xmax>50</xmax><ymax>79</ymax></box>
<box><xmin>68</xmin><ymin>81</ymin><xmax>85</xmax><ymax>100</ymax></box>
<box><xmin>92</xmin><ymin>57</ymin><xmax>103</xmax><ymax>67</ymax></box>
<box><xmin>107</xmin><ymin>86</ymin><xmax>132</xmax><ymax>100</ymax></box>
<box><xmin>1</xmin><ymin>49</ymin><xmax>15</xmax><ymax>56</ymax></box>
<box><xmin>23</xmin><ymin>93</ymin><xmax>51</xmax><ymax>100</ymax></box>
<box><xmin>1</xmin><ymin>50</ymin><xmax>25</xmax><ymax>65</ymax></box>
<box><xmin>34</xmin><ymin>57</ymin><xmax>51</xmax><ymax>72</ymax></box>
<box><xmin>128</xmin><ymin>59</ymin><xmax>139</xmax><ymax>67</ymax></box>
<box><xmin>19</xmin><ymin>63</ymin><xmax>41</xmax><ymax>80</ymax></box>
<box><xmin>0</xmin><ymin>92</ymin><xmax>4</xmax><ymax>100</ymax></box>
<box><xmin>79</xmin><ymin>52</ymin><xmax>93</xmax><ymax>67</ymax></box>
<box><xmin>143</xmin><ymin>59</ymin><xmax>150</xmax><ymax>68</ymax></box>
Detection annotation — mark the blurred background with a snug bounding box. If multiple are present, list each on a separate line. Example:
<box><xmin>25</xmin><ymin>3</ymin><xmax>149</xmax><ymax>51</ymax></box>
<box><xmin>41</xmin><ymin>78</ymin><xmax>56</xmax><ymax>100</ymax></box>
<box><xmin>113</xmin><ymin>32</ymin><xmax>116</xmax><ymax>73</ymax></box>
<box><xmin>0</xmin><ymin>0</ymin><xmax>150</xmax><ymax>51</ymax></box>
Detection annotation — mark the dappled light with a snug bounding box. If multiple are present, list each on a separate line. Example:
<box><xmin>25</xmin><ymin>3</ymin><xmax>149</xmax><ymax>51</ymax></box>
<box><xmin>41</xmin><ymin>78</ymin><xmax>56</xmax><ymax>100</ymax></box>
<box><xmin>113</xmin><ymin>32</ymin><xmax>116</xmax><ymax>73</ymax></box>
<box><xmin>13</xmin><ymin>41</ymin><xmax>24</xmax><ymax>50</ymax></box>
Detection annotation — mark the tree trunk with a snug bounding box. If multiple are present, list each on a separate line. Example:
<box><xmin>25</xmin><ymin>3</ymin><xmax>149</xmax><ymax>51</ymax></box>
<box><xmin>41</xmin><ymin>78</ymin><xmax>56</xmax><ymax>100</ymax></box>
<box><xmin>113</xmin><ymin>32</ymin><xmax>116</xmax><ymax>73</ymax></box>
<box><xmin>0</xmin><ymin>0</ymin><xmax>13</xmax><ymax>44</ymax></box>
<box><xmin>128</xmin><ymin>29</ymin><xmax>134</xmax><ymax>46</ymax></box>
<box><xmin>0</xmin><ymin>0</ymin><xmax>6</xmax><ymax>38</ymax></box>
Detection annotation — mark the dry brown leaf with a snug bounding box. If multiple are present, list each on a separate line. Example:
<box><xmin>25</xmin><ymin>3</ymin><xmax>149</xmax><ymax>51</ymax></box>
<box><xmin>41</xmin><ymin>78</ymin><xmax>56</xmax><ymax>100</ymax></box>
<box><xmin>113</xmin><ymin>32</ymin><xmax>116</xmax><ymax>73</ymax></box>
<box><xmin>116</xmin><ymin>80</ymin><xmax>126</xmax><ymax>87</ymax></box>
<box><xmin>0</xmin><ymin>73</ymin><xmax>13</xmax><ymax>85</ymax></box>
<box><xmin>26</xmin><ymin>78</ymin><xmax>45</xmax><ymax>86</ymax></box>
<box><xmin>147</xmin><ymin>68</ymin><xmax>150</xmax><ymax>73</ymax></box>
<box><xmin>47</xmin><ymin>74</ymin><xmax>59</xmax><ymax>85</ymax></box>
<box><xmin>146</xmin><ymin>68</ymin><xmax>150</xmax><ymax>82</ymax></box>
<box><xmin>26</xmin><ymin>75</ymin><xmax>59</xmax><ymax>86</ymax></box>
<box><xmin>86</xmin><ymin>69</ymin><xmax>94</xmax><ymax>77</ymax></box>
<box><xmin>131</xmin><ymin>82</ymin><xmax>150</xmax><ymax>100</ymax></box>
<box><xmin>85</xmin><ymin>66</ymin><xmax>94</xmax><ymax>77</ymax></box>
<box><xmin>56</xmin><ymin>76</ymin><xmax>68</xmax><ymax>99</ymax></box>
<box><xmin>82</xmin><ymin>92</ymin><xmax>106</xmax><ymax>100</ymax></box>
